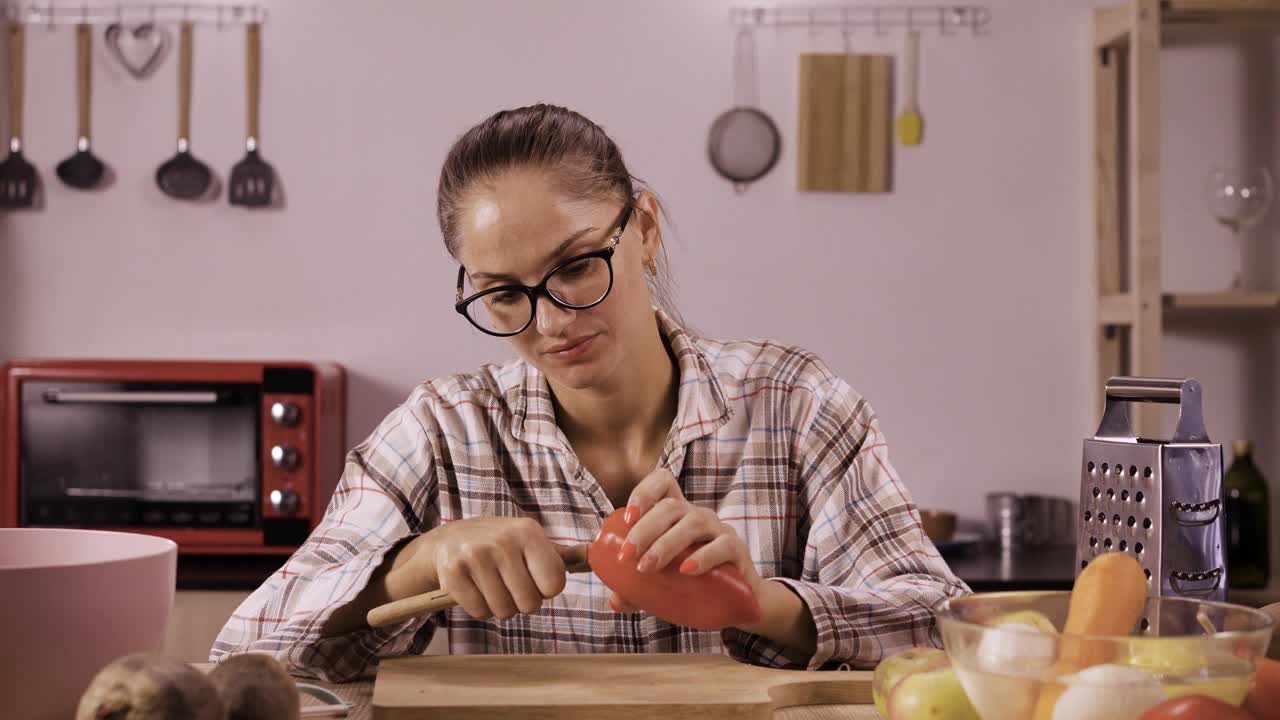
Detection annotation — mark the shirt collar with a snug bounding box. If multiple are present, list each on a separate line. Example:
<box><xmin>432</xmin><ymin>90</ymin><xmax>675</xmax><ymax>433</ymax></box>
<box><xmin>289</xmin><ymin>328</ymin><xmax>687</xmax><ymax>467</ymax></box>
<box><xmin>510</xmin><ymin>309</ymin><xmax>732</xmax><ymax>469</ymax></box>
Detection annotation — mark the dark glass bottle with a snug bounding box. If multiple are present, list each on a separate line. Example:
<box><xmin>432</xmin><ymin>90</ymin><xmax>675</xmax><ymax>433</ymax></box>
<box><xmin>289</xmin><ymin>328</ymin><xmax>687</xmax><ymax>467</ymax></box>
<box><xmin>1225</xmin><ymin>440</ymin><xmax>1270</xmax><ymax>590</ymax></box>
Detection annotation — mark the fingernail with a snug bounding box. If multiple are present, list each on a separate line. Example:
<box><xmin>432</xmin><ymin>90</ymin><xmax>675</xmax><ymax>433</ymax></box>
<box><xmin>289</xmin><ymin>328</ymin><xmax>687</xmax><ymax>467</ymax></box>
<box><xmin>617</xmin><ymin>542</ymin><xmax>636</xmax><ymax>563</ymax></box>
<box><xmin>636</xmin><ymin>555</ymin><xmax>656</xmax><ymax>573</ymax></box>
<box><xmin>608</xmin><ymin>596</ymin><xmax>621</xmax><ymax>612</ymax></box>
<box><xmin>679</xmin><ymin>558</ymin><xmax>699</xmax><ymax>574</ymax></box>
<box><xmin>624</xmin><ymin>505</ymin><xmax>639</xmax><ymax>526</ymax></box>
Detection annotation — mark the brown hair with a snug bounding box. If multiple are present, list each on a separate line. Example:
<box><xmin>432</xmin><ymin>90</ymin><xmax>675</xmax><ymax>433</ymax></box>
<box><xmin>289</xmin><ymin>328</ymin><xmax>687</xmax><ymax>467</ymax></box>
<box><xmin>437</xmin><ymin>104</ymin><xmax>675</xmax><ymax>315</ymax></box>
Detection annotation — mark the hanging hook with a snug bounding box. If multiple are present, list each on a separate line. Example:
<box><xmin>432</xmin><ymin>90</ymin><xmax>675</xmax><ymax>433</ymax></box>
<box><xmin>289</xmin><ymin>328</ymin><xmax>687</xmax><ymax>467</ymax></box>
<box><xmin>841</xmin><ymin>7</ymin><xmax>851</xmax><ymax>53</ymax></box>
<box><xmin>45</xmin><ymin>1</ymin><xmax>55</xmax><ymax>31</ymax></box>
<box><xmin>938</xmin><ymin>7</ymin><xmax>953</xmax><ymax>36</ymax></box>
<box><xmin>971</xmin><ymin>7</ymin><xmax>990</xmax><ymax>35</ymax></box>
<box><xmin>873</xmin><ymin>8</ymin><xmax>885</xmax><ymax>37</ymax></box>
<box><xmin>807</xmin><ymin>7</ymin><xmax>817</xmax><ymax>39</ymax></box>
<box><xmin>905</xmin><ymin>7</ymin><xmax>914</xmax><ymax>34</ymax></box>
<box><xmin>80</xmin><ymin>1</ymin><xmax>88</xmax><ymax>25</ymax></box>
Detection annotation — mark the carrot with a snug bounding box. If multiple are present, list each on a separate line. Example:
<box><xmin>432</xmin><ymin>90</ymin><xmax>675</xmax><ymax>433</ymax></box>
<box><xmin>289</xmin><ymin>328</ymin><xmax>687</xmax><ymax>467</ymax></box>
<box><xmin>1031</xmin><ymin>552</ymin><xmax>1148</xmax><ymax>720</ymax></box>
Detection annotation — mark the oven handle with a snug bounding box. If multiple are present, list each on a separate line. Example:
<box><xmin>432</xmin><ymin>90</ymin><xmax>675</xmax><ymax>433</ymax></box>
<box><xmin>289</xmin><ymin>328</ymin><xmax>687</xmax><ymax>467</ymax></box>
<box><xmin>42</xmin><ymin>390</ymin><xmax>221</xmax><ymax>405</ymax></box>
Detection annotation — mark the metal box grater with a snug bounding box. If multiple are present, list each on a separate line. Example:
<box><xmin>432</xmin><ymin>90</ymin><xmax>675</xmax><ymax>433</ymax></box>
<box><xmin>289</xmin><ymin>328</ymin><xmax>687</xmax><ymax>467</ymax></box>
<box><xmin>1078</xmin><ymin>377</ymin><xmax>1226</xmax><ymax>612</ymax></box>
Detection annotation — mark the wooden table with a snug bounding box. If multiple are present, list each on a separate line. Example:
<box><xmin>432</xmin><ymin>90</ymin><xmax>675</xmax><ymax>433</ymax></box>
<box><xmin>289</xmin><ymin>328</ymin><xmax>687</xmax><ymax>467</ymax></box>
<box><xmin>297</xmin><ymin>673</ymin><xmax>879</xmax><ymax>719</ymax></box>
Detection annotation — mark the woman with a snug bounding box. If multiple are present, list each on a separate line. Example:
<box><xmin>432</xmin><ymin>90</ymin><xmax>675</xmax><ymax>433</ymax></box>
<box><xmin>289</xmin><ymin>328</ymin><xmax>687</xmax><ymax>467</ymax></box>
<box><xmin>212</xmin><ymin>104</ymin><xmax>969</xmax><ymax>683</ymax></box>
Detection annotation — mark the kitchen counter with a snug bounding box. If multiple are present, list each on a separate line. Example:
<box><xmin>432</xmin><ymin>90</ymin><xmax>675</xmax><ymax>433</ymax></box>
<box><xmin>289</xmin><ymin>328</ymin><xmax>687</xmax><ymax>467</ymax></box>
<box><xmin>944</xmin><ymin>543</ymin><xmax>1077</xmax><ymax>592</ymax></box>
<box><xmin>196</xmin><ymin>664</ymin><xmax>879</xmax><ymax>720</ymax></box>
<box><xmin>182</xmin><ymin>546</ymin><xmax>1079</xmax><ymax>592</ymax></box>
<box><xmin>942</xmin><ymin>542</ymin><xmax>1280</xmax><ymax>607</ymax></box>
<box><xmin>181</xmin><ymin>543</ymin><xmax>1280</xmax><ymax>606</ymax></box>
<box><xmin>177</xmin><ymin>554</ymin><xmax>287</xmax><ymax>590</ymax></box>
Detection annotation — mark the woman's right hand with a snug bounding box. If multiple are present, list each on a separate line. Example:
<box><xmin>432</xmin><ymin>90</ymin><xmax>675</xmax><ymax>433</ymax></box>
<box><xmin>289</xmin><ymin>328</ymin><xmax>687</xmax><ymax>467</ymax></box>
<box><xmin>398</xmin><ymin>517</ymin><xmax>585</xmax><ymax>621</ymax></box>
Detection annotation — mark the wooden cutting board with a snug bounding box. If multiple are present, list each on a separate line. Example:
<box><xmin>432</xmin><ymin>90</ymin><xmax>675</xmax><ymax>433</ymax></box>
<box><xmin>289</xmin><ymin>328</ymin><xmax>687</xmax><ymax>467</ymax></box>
<box><xmin>797</xmin><ymin>53</ymin><xmax>893</xmax><ymax>193</ymax></box>
<box><xmin>371</xmin><ymin>653</ymin><xmax>873</xmax><ymax>719</ymax></box>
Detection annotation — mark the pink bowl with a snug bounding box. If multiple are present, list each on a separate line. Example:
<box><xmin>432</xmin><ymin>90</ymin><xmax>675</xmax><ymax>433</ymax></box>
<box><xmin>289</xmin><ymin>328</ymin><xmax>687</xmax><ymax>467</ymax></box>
<box><xmin>0</xmin><ymin>528</ymin><xmax>177</xmax><ymax>720</ymax></box>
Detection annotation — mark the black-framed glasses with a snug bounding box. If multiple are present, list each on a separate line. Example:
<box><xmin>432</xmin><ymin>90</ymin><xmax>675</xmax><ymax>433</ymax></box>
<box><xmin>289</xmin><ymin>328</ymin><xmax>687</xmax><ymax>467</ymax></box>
<box><xmin>455</xmin><ymin>204</ymin><xmax>633</xmax><ymax>337</ymax></box>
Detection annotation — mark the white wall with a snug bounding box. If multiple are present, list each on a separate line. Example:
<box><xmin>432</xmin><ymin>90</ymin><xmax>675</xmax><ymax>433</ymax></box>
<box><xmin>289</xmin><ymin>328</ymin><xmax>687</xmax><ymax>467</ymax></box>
<box><xmin>1</xmin><ymin>1</ymin><xmax>1275</xmax><ymax>559</ymax></box>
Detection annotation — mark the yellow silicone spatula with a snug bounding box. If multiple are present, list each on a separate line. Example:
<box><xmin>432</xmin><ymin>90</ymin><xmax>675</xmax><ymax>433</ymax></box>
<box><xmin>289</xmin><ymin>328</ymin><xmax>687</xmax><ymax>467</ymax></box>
<box><xmin>896</xmin><ymin>29</ymin><xmax>923</xmax><ymax>146</ymax></box>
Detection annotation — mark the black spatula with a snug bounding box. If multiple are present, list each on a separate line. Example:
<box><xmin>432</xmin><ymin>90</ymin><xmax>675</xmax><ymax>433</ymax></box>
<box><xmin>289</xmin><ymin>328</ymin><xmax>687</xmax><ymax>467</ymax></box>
<box><xmin>0</xmin><ymin>22</ymin><xmax>36</xmax><ymax>209</ymax></box>
<box><xmin>155</xmin><ymin>22</ymin><xmax>211</xmax><ymax>200</ymax></box>
<box><xmin>56</xmin><ymin>24</ymin><xmax>105</xmax><ymax>190</ymax></box>
<box><xmin>229</xmin><ymin>21</ymin><xmax>273</xmax><ymax>207</ymax></box>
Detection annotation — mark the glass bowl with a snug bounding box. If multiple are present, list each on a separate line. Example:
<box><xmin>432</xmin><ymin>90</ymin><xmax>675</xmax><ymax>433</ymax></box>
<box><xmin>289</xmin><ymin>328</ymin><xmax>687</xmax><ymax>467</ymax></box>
<box><xmin>935</xmin><ymin>591</ymin><xmax>1275</xmax><ymax>720</ymax></box>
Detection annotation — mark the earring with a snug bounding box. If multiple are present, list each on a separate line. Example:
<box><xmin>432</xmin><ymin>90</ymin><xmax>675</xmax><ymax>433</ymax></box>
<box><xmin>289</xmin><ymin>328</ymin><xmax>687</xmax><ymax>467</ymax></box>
<box><xmin>646</xmin><ymin>260</ymin><xmax>658</xmax><ymax>276</ymax></box>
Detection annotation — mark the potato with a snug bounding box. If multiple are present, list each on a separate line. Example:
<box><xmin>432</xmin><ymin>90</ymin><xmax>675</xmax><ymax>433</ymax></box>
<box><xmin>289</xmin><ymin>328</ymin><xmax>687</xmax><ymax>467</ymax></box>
<box><xmin>75</xmin><ymin>653</ymin><xmax>227</xmax><ymax>720</ymax></box>
<box><xmin>208</xmin><ymin>653</ymin><xmax>300</xmax><ymax>720</ymax></box>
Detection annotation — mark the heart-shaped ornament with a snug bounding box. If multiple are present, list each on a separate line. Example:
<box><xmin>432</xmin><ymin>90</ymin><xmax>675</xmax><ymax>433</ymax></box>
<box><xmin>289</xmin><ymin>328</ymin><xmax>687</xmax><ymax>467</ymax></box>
<box><xmin>104</xmin><ymin>22</ymin><xmax>170</xmax><ymax>79</ymax></box>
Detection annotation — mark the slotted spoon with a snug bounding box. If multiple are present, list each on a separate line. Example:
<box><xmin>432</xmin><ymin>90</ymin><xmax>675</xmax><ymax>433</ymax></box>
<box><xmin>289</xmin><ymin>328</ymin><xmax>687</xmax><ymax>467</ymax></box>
<box><xmin>229</xmin><ymin>21</ymin><xmax>274</xmax><ymax>207</ymax></box>
<box><xmin>56</xmin><ymin>24</ymin><xmax>105</xmax><ymax>189</ymax></box>
<box><xmin>0</xmin><ymin>22</ymin><xmax>36</xmax><ymax>209</ymax></box>
<box><xmin>155</xmin><ymin>22</ymin><xmax>212</xmax><ymax>200</ymax></box>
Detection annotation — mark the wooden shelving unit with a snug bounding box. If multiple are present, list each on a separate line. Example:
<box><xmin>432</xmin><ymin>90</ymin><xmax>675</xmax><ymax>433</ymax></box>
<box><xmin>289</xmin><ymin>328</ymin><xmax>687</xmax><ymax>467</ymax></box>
<box><xmin>1164</xmin><ymin>292</ymin><xmax>1280</xmax><ymax>311</ymax></box>
<box><xmin>1093</xmin><ymin>0</ymin><xmax>1280</xmax><ymax>436</ymax></box>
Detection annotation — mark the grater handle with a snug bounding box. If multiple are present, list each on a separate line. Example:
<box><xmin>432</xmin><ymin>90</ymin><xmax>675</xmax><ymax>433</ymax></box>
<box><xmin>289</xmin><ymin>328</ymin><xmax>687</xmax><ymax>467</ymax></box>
<box><xmin>1105</xmin><ymin>377</ymin><xmax>1187</xmax><ymax>403</ymax></box>
<box><xmin>1171</xmin><ymin>499</ymin><xmax>1221</xmax><ymax>526</ymax></box>
<box><xmin>1095</xmin><ymin>376</ymin><xmax>1209</xmax><ymax>443</ymax></box>
<box><xmin>1168</xmin><ymin>568</ymin><xmax>1223</xmax><ymax>597</ymax></box>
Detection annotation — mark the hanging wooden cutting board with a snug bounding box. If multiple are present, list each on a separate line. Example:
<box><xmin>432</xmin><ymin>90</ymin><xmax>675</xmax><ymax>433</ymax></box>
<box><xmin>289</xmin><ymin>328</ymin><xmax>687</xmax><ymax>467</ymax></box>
<box><xmin>797</xmin><ymin>53</ymin><xmax>893</xmax><ymax>193</ymax></box>
<box><xmin>371</xmin><ymin>653</ymin><xmax>872</xmax><ymax>719</ymax></box>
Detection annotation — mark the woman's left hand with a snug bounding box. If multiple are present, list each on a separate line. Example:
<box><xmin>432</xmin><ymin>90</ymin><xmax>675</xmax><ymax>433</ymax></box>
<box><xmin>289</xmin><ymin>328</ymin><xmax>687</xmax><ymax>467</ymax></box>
<box><xmin>609</xmin><ymin>468</ymin><xmax>766</xmax><ymax>614</ymax></box>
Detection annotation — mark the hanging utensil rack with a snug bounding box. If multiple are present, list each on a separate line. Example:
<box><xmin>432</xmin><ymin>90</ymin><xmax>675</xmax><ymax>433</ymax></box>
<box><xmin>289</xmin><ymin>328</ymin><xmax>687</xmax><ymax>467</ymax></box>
<box><xmin>730</xmin><ymin>4</ymin><xmax>990</xmax><ymax>36</ymax></box>
<box><xmin>2</xmin><ymin>2</ymin><xmax>266</xmax><ymax>27</ymax></box>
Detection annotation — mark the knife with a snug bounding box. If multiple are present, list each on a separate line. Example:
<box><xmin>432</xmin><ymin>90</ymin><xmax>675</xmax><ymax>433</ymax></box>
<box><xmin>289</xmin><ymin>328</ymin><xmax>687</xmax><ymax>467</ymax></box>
<box><xmin>366</xmin><ymin>559</ymin><xmax>593</xmax><ymax>628</ymax></box>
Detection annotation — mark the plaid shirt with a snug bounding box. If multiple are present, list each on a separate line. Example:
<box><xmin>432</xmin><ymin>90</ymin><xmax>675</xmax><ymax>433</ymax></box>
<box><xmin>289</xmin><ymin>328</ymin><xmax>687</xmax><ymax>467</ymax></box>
<box><xmin>211</xmin><ymin>311</ymin><xmax>969</xmax><ymax>682</ymax></box>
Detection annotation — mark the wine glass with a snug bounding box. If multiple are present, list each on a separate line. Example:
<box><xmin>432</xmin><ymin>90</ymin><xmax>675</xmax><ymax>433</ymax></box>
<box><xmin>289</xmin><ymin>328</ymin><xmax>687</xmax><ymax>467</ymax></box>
<box><xmin>1205</xmin><ymin>165</ymin><xmax>1273</xmax><ymax>291</ymax></box>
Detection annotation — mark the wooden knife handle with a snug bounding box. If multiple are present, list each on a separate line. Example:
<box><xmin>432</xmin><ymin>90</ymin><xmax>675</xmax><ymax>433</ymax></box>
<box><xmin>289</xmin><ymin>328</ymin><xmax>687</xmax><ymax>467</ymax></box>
<box><xmin>367</xmin><ymin>587</ymin><xmax>457</xmax><ymax>628</ymax></box>
<box><xmin>366</xmin><ymin>560</ymin><xmax>592</xmax><ymax>628</ymax></box>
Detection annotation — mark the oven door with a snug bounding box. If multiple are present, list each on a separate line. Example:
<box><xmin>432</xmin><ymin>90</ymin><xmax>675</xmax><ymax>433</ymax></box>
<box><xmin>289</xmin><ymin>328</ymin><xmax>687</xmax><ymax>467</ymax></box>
<box><xmin>19</xmin><ymin>381</ymin><xmax>260</xmax><ymax>529</ymax></box>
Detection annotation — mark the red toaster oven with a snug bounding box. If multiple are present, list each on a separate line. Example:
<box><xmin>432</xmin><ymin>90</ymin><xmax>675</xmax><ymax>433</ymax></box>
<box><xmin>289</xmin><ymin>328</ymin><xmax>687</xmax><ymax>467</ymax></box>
<box><xmin>2</xmin><ymin>359</ymin><xmax>345</xmax><ymax>553</ymax></box>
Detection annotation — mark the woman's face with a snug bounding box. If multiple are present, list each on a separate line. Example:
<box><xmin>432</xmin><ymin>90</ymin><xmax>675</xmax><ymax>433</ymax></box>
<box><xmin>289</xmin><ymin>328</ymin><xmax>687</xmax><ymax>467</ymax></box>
<box><xmin>453</xmin><ymin>167</ymin><xmax>661</xmax><ymax>392</ymax></box>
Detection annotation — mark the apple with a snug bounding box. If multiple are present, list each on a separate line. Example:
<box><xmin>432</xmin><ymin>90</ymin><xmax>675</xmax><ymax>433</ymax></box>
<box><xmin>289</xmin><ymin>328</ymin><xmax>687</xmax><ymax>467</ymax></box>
<box><xmin>872</xmin><ymin>647</ymin><xmax>949</xmax><ymax>718</ymax></box>
<box><xmin>990</xmin><ymin>610</ymin><xmax>1059</xmax><ymax>635</ymax></box>
<box><xmin>887</xmin><ymin>666</ymin><xmax>981</xmax><ymax>720</ymax></box>
<box><xmin>1126</xmin><ymin>638</ymin><xmax>1210</xmax><ymax>675</ymax></box>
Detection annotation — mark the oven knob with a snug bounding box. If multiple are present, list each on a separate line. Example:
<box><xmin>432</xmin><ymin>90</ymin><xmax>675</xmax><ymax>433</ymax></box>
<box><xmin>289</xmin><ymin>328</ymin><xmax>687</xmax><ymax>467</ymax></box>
<box><xmin>270</xmin><ymin>401</ymin><xmax>301</xmax><ymax>427</ymax></box>
<box><xmin>270</xmin><ymin>488</ymin><xmax>300</xmax><ymax>514</ymax></box>
<box><xmin>270</xmin><ymin>444</ymin><xmax>300</xmax><ymax>471</ymax></box>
